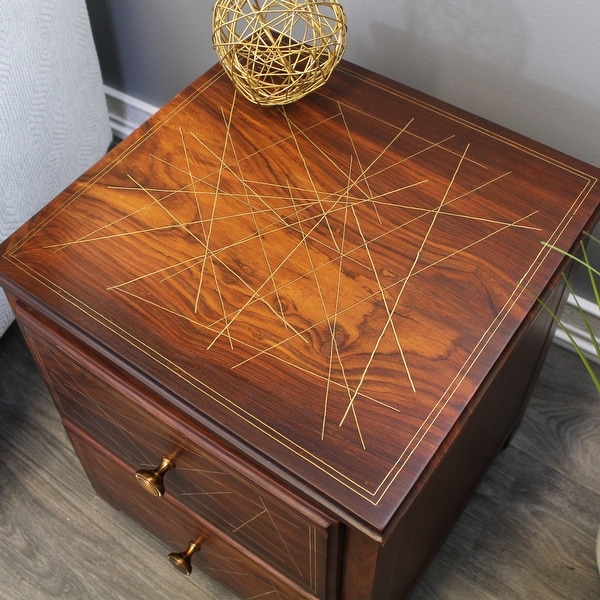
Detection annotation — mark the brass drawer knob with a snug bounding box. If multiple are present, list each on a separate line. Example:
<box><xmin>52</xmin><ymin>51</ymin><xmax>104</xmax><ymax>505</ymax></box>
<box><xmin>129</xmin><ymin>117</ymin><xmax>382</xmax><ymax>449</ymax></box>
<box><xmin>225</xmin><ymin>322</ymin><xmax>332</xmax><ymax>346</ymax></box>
<box><xmin>168</xmin><ymin>540</ymin><xmax>201</xmax><ymax>576</ymax></box>
<box><xmin>135</xmin><ymin>456</ymin><xmax>174</xmax><ymax>497</ymax></box>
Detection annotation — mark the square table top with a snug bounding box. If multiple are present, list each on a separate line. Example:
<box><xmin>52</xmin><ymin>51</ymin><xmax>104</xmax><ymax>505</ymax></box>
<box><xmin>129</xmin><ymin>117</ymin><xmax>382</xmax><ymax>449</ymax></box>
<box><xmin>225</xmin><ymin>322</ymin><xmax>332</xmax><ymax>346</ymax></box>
<box><xmin>1</xmin><ymin>60</ymin><xmax>599</xmax><ymax>538</ymax></box>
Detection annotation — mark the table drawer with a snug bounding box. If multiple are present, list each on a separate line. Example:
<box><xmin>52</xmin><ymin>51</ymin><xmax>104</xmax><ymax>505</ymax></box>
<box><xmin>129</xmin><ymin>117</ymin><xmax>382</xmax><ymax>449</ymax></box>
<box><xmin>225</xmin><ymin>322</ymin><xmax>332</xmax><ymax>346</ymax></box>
<box><xmin>18</xmin><ymin>306</ymin><xmax>337</xmax><ymax>599</ymax></box>
<box><xmin>68</xmin><ymin>428</ymin><xmax>314</xmax><ymax>599</ymax></box>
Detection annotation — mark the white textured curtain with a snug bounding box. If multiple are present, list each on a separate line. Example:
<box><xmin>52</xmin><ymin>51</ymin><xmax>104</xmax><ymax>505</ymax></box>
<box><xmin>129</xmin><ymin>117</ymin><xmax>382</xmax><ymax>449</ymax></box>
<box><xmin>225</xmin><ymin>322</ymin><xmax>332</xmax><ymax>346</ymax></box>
<box><xmin>0</xmin><ymin>0</ymin><xmax>111</xmax><ymax>335</ymax></box>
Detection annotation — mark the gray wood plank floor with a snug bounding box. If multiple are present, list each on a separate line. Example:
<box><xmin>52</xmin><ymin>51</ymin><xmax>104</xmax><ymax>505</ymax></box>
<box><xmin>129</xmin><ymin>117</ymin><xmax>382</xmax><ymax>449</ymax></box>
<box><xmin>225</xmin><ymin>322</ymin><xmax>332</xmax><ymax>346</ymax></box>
<box><xmin>1</xmin><ymin>321</ymin><xmax>599</xmax><ymax>599</ymax></box>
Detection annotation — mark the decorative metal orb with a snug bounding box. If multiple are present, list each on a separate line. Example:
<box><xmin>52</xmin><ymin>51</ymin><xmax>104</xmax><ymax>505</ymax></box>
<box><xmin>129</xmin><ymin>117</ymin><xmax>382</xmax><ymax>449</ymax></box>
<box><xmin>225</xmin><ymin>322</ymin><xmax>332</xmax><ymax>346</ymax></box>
<box><xmin>212</xmin><ymin>0</ymin><xmax>347</xmax><ymax>106</ymax></box>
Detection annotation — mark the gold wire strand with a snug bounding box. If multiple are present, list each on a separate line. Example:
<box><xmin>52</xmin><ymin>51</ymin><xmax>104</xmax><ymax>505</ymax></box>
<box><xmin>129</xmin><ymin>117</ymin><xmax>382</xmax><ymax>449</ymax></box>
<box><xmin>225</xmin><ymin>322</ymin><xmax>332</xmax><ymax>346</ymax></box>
<box><xmin>212</xmin><ymin>0</ymin><xmax>347</xmax><ymax>105</ymax></box>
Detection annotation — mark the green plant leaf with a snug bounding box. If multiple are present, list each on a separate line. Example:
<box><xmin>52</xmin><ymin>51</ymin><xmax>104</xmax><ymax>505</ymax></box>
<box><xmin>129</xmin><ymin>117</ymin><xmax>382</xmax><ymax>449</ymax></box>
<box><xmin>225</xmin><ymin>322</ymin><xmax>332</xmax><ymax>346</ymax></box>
<box><xmin>541</xmin><ymin>233</ymin><xmax>600</xmax><ymax>393</ymax></box>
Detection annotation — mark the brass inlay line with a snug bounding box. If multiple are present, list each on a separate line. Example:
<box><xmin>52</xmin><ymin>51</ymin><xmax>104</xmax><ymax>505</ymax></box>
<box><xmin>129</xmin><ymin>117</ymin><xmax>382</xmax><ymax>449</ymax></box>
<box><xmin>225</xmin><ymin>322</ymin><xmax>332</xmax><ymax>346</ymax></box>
<box><xmin>178</xmin><ymin>490</ymin><xmax>232</xmax><ymax>497</ymax></box>
<box><xmin>340</xmin><ymin>144</ymin><xmax>470</xmax><ymax>429</ymax></box>
<box><xmin>246</xmin><ymin>588</ymin><xmax>282</xmax><ymax>599</ymax></box>
<box><xmin>321</xmin><ymin>164</ymin><xmax>351</xmax><ymax>441</ymax></box>
<box><xmin>231</xmin><ymin>508</ymin><xmax>268</xmax><ymax>533</ymax></box>
<box><xmin>259</xmin><ymin>497</ymin><xmax>303</xmax><ymax>578</ymax></box>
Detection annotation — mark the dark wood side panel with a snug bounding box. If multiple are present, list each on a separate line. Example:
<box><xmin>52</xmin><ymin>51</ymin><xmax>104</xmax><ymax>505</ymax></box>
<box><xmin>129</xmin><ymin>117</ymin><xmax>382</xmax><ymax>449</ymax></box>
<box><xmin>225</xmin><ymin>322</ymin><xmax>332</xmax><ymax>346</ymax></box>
<box><xmin>339</xmin><ymin>277</ymin><xmax>567</xmax><ymax>599</ymax></box>
<box><xmin>368</xmin><ymin>281</ymin><xmax>567</xmax><ymax>598</ymax></box>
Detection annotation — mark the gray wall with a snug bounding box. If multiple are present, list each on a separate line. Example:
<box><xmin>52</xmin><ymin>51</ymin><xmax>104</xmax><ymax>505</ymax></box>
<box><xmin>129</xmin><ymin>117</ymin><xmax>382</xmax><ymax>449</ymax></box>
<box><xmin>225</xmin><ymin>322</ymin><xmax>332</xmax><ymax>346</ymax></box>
<box><xmin>87</xmin><ymin>0</ymin><xmax>599</xmax><ymax>166</ymax></box>
<box><xmin>86</xmin><ymin>0</ymin><xmax>600</xmax><ymax>294</ymax></box>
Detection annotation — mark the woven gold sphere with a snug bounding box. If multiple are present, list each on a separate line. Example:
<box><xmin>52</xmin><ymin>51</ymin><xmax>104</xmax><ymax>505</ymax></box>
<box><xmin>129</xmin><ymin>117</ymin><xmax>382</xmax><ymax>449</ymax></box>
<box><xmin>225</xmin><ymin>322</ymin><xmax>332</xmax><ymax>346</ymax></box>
<box><xmin>212</xmin><ymin>0</ymin><xmax>347</xmax><ymax>106</ymax></box>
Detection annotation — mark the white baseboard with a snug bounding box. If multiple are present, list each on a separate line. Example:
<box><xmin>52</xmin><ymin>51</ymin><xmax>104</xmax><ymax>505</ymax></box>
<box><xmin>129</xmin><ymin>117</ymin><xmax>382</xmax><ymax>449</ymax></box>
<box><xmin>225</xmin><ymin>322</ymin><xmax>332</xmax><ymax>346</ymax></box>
<box><xmin>104</xmin><ymin>86</ymin><xmax>159</xmax><ymax>139</ymax></box>
<box><xmin>553</xmin><ymin>293</ymin><xmax>600</xmax><ymax>364</ymax></box>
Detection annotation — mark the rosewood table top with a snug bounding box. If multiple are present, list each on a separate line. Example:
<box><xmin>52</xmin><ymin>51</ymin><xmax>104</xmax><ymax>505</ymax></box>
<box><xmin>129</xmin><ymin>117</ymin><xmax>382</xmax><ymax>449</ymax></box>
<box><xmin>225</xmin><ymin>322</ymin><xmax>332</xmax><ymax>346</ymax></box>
<box><xmin>1</xmin><ymin>60</ymin><xmax>599</xmax><ymax>540</ymax></box>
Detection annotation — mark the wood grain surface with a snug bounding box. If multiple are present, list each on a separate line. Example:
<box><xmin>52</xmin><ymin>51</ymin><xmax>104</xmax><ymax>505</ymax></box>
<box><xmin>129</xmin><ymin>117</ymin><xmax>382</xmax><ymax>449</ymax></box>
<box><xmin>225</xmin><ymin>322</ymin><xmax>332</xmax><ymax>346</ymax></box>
<box><xmin>0</xmin><ymin>61</ymin><xmax>599</xmax><ymax>538</ymax></box>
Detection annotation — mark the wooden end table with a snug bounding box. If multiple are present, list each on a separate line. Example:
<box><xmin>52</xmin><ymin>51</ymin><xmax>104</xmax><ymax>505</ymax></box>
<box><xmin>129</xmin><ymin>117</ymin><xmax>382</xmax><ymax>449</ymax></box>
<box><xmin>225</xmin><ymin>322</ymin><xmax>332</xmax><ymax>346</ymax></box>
<box><xmin>1</xmin><ymin>61</ymin><xmax>599</xmax><ymax>598</ymax></box>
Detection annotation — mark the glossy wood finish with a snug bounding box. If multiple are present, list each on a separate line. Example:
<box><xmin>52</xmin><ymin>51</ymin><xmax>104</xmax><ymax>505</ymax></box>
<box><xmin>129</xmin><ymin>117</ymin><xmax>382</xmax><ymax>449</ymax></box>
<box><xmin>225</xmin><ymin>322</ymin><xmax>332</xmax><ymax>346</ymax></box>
<box><xmin>69</xmin><ymin>430</ymin><xmax>313</xmax><ymax>600</ymax></box>
<box><xmin>1</xmin><ymin>61</ymin><xmax>599</xmax><ymax>598</ymax></box>
<box><xmin>3</xmin><ymin>323</ymin><xmax>598</xmax><ymax>599</ymax></box>
<box><xmin>17</xmin><ymin>303</ymin><xmax>336</xmax><ymax>598</ymax></box>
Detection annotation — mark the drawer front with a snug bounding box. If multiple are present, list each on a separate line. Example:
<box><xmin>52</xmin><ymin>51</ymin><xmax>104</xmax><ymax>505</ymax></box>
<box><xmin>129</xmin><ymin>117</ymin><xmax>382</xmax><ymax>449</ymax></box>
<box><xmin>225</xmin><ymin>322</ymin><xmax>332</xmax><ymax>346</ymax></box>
<box><xmin>69</xmin><ymin>429</ymin><xmax>313</xmax><ymax>600</ymax></box>
<box><xmin>18</xmin><ymin>306</ymin><xmax>337</xmax><ymax>599</ymax></box>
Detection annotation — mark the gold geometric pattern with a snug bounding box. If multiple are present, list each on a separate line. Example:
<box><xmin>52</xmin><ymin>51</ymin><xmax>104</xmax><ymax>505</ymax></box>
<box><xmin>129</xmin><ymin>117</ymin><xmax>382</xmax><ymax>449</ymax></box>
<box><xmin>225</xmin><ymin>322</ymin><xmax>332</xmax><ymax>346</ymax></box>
<box><xmin>15</xmin><ymin>62</ymin><xmax>592</xmax><ymax>517</ymax></box>
<box><xmin>51</xmin><ymin>90</ymin><xmax>540</xmax><ymax>463</ymax></box>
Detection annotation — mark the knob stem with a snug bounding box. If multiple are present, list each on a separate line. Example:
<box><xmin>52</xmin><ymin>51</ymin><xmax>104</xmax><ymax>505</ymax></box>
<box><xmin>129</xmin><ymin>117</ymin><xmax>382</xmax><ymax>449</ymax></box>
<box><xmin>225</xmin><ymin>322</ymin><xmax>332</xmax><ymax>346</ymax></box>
<box><xmin>135</xmin><ymin>456</ymin><xmax>174</xmax><ymax>497</ymax></box>
<box><xmin>168</xmin><ymin>540</ymin><xmax>201</xmax><ymax>576</ymax></box>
